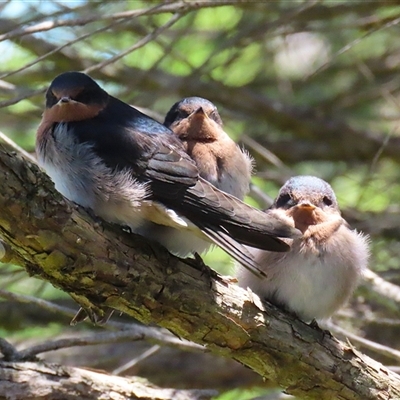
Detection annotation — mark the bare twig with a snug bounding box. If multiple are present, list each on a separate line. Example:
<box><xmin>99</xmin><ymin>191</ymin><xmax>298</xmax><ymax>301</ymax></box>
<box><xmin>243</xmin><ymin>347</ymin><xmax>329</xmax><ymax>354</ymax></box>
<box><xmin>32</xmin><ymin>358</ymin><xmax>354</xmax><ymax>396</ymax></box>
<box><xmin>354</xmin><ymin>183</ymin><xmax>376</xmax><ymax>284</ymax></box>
<box><xmin>113</xmin><ymin>344</ymin><xmax>161</xmax><ymax>375</ymax></box>
<box><xmin>304</xmin><ymin>15</ymin><xmax>400</xmax><ymax>80</ymax></box>
<box><xmin>363</xmin><ymin>268</ymin><xmax>400</xmax><ymax>305</ymax></box>
<box><xmin>0</xmin><ymin>1</ymin><xmax>249</xmax><ymax>42</ymax></box>
<box><xmin>241</xmin><ymin>134</ymin><xmax>291</xmax><ymax>174</ymax></box>
<box><xmin>327</xmin><ymin>322</ymin><xmax>400</xmax><ymax>364</ymax></box>
<box><xmin>0</xmin><ymin>19</ymin><xmax>129</xmax><ymax>81</ymax></box>
<box><xmin>84</xmin><ymin>13</ymin><xmax>184</xmax><ymax>74</ymax></box>
<box><xmin>0</xmin><ymin>289</ymin><xmax>81</xmax><ymax>318</ymax></box>
<box><xmin>0</xmin><ymin>88</ymin><xmax>46</xmax><ymax>108</ymax></box>
<box><xmin>16</xmin><ymin>330</ymin><xmax>198</xmax><ymax>360</ymax></box>
<box><xmin>249</xmin><ymin>183</ymin><xmax>274</xmax><ymax>209</ymax></box>
<box><xmin>0</xmin><ymin>338</ymin><xmax>20</xmax><ymax>361</ymax></box>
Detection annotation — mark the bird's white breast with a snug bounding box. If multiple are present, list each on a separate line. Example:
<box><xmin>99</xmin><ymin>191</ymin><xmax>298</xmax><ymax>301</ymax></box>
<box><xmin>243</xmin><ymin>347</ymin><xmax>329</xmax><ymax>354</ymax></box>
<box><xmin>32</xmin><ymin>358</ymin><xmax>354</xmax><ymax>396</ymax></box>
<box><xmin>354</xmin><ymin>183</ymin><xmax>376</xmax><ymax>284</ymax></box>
<box><xmin>238</xmin><ymin>225</ymin><xmax>368</xmax><ymax>321</ymax></box>
<box><xmin>36</xmin><ymin>124</ymin><xmax>149</xmax><ymax>229</ymax></box>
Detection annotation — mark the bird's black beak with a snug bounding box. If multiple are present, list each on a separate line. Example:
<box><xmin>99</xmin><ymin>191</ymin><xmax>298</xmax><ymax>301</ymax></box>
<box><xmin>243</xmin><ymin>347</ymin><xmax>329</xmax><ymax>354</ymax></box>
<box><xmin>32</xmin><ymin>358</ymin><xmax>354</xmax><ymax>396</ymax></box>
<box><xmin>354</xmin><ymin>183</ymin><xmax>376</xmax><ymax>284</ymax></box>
<box><xmin>190</xmin><ymin>106</ymin><xmax>208</xmax><ymax>119</ymax></box>
<box><xmin>189</xmin><ymin>107</ymin><xmax>210</xmax><ymax>124</ymax></box>
<box><xmin>59</xmin><ymin>96</ymin><xmax>71</xmax><ymax>104</ymax></box>
<box><xmin>194</xmin><ymin>106</ymin><xmax>205</xmax><ymax>115</ymax></box>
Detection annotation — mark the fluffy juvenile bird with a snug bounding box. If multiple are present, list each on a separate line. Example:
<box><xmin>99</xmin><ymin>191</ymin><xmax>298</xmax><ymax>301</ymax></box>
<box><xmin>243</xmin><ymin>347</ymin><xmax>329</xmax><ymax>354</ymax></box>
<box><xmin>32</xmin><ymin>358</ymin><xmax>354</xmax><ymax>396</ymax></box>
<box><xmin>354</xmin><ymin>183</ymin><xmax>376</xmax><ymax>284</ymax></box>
<box><xmin>237</xmin><ymin>176</ymin><xmax>369</xmax><ymax>321</ymax></box>
<box><xmin>36</xmin><ymin>71</ymin><xmax>300</xmax><ymax>277</ymax></box>
<box><xmin>164</xmin><ymin>97</ymin><xmax>253</xmax><ymax>200</ymax></box>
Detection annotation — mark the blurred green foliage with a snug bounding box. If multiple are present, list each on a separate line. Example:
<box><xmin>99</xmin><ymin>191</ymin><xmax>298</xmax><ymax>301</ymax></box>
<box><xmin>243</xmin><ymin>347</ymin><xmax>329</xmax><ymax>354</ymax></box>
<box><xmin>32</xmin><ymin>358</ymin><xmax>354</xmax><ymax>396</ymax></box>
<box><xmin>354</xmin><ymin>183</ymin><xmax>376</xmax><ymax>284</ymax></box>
<box><xmin>214</xmin><ymin>387</ymin><xmax>281</xmax><ymax>400</ymax></box>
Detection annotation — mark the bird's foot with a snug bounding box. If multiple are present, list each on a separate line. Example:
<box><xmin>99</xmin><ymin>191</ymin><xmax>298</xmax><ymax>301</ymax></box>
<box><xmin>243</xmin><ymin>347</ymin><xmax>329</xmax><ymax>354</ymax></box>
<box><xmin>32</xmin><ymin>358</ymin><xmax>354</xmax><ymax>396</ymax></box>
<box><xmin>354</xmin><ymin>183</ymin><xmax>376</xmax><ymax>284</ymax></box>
<box><xmin>309</xmin><ymin>318</ymin><xmax>333</xmax><ymax>338</ymax></box>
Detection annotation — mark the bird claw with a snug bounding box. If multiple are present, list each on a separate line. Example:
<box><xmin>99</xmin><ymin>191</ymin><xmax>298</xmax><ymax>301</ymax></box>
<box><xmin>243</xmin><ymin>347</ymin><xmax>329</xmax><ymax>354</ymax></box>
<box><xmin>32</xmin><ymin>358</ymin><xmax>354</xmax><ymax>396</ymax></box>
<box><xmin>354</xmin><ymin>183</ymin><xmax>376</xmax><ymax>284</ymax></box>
<box><xmin>308</xmin><ymin>319</ymin><xmax>333</xmax><ymax>338</ymax></box>
<box><xmin>181</xmin><ymin>252</ymin><xmax>223</xmax><ymax>286</ymax></box>
<box><xmin>70</xmin><ymin>306</ymin><xmax>114</xmax><ymax>326</ymax></box>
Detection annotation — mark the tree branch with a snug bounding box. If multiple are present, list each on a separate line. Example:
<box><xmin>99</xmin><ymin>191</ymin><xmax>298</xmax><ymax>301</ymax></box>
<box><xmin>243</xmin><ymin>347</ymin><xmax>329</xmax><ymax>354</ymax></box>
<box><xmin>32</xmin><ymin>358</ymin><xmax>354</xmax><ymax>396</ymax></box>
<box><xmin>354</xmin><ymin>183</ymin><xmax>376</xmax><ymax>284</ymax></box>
<box><xmin>0</xmin><ymin>139</ymin><xmax>399</xmax><ymax>399</ymax></box>
<box><xmin>0</xmin><ymin>361</ymin><xmax>217</xmax><ymax>400</ymax></box>
<box><xmin>0</xmin><ymin>0</ymin><xmax>252</xmax><ymax>42</ymax></box>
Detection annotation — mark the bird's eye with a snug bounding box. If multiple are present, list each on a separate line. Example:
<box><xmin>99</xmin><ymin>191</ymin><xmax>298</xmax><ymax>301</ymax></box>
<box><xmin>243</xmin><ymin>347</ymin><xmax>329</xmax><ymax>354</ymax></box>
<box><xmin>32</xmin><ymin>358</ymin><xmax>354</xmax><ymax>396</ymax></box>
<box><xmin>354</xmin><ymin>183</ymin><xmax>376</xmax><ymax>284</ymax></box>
<box><xmin>168</xmin><ymin>111</ymin><xmax>179</xmax><ymax>122</ymax></box>
<box><xmin>46</xmin><ymin>90</ymin><xmax>58</xmax><ymax>107</ymax></box>
<box><xmin>210</xmin><ymin>110</ymin><xmax>218</xmax><ymax>120</ymax></box>
<box><xmin>275</xmin><ymin>193</ymin><xmax>293</xmax><ymax>208</ymax></box>
<box><xmin>178</xmin><ymin>109</ymin><xmax>190</xmax><ymax>119</ymax></box>
<box><xmin>210</xmin><ymin>110</ymin><xmax>222</xmax><ymax>125</ymax></box>
<box><xmin>74</xmin><ymin>90</ymin><xmax>92</xmax><ymax>103</ymax></box>
<box><xmin>322</xmin><ymin>196</ymin><xmax>333</xmax><ymax>206</ymax></box>
<box><xmin>164</xmin><ymin>109</ymin><xmax>181</xmax><ymax>128</ymax></box>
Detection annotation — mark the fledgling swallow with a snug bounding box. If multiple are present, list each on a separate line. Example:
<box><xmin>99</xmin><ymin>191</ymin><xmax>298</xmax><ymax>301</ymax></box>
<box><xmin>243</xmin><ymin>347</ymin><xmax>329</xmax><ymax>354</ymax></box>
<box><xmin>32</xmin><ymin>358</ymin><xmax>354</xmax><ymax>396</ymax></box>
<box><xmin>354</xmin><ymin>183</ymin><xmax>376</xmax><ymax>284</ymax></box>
<box><xmin>164</xmin><ymin>97</ymin><xmax>253</xmax><ymax>200</ymax></box>
<box><xmin>36</xmin><ymin>71</ymin><xmax>301</xmax><ymax>278</ymax></box>
<box><xmin>237</xmin><ymin>176</ymin><xmax>369</xmax><ymax>321</ymax></box>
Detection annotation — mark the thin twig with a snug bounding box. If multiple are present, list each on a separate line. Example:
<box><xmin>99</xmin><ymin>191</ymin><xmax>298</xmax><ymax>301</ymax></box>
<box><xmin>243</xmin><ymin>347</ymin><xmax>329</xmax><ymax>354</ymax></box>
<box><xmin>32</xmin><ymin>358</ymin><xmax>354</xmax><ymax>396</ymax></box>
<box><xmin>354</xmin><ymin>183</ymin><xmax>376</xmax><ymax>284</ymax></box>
<box><xmin>0</xmin><ymin>289</ymin><xmax>88</xmax><ymax>318</ymax></box>
<box><xmin>0</xmin><ymin>1</ymin><xmax>248</xmax><ymax>43</ymax></box>
<box><xmin>249</xmin><ymin>183</ymin><xmax>274</xmax><ymax>209</ymax></box>
<box><xmin>16</xmin><ymin>329</ymin><xmax>203</xmax><ymax>360</ymax></box>
<box><xmin>241</xmin><ymin>134</ymin><xmax>291</xmax><ymax>173</ymax></box>
<box><xmin>0</xmin><ymin>338</ymin><xmax>20</xmax><ymax>361</ymax></box>
<box><xmin>327</xmin><ymin>322</ymin><xmax>400</xmax><ymax>364</ymax></box>
<box><xmin>0</xmin><ymin>13</ymin><xmax>183</xmax><ymax>108</ymax></box>
<box><xmin>0</xmin><ymin>19</ymin><xmax>130</xmax><ymax>81</ymax></box>
<box><xmin>0</xmin><ymin>88</ymin><xmax>46</xmax><ymax>108</ymax></box>
<box><xmin>363</xmin><ymin>268</ymin><xmax>400</xmax><ymax>304</ymax></box>
<box><xmin>304</xmin><ymin>15</ymin><xmax>400</xmax><ymax>80</ymax></box>
<box><xmin>84</xmin><ymin>13</ymin><xmax>184</xmax><ymax>74</ymax></box>
<box><xmin>113</xmin><ymin>344</ymin><xmax>161</xmax><ymax>375</ymax></box>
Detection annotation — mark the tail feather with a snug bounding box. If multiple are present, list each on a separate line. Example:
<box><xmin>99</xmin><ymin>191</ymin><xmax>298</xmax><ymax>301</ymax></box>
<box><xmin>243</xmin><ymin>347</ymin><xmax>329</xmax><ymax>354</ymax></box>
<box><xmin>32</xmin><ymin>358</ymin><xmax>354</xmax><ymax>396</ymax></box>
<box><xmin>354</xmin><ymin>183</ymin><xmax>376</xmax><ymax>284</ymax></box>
<box><xmin>177</xmin><ymin>178</ymin><xmax>300</xmax><ymax>251</ymax></box>
<box><xmin>201</xmin><ymin>225</ymin><xmax>267</xmax><ymax>278</ymax></box>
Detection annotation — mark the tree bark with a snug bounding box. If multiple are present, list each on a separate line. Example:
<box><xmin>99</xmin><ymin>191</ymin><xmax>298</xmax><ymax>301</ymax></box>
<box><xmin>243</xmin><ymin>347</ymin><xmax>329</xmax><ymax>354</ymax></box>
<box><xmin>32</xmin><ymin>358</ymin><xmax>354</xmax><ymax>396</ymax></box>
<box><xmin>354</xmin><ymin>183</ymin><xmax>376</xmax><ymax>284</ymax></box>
<box><xmin>0</xmin><ymin>361</ymin><xmax>217</xmax><ymax>400</ymax></box>
<box><xmin>0</xmin><ymin>141</ymin><xmax>399</xmax><ymax>399</ymax></box>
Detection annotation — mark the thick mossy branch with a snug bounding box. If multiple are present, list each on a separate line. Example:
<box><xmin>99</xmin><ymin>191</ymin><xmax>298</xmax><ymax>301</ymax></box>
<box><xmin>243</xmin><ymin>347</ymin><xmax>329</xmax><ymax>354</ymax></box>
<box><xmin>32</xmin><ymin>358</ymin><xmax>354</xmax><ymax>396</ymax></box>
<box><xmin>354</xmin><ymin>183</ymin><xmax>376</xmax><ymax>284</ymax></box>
<box><xmin>0</xmin><ymin>141</ymin><xmax>399</xmax><ymax>400</ymax></box>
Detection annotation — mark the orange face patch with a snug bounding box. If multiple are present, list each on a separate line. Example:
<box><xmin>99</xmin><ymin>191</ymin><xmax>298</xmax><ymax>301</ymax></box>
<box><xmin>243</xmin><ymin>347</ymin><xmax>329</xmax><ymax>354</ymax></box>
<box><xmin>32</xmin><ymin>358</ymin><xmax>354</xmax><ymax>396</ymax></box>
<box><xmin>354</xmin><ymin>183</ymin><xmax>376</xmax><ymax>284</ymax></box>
<box><xmin>45</xmin><ymin>101</ymin><xmax>104</xmax><ymax>122</ymax></box>
<box><xmin>37</xmin><ymin>101</ymin><xmax>105</xmax><ymax>142</ymax></box>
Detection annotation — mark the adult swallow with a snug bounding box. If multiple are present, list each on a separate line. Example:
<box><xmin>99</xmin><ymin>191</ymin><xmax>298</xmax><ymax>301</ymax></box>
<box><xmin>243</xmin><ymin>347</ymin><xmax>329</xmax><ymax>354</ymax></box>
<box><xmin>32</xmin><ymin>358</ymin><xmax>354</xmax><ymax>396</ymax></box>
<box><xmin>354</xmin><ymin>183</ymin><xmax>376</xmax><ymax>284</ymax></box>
<box><xmin>164</xmin><ymin>97</ymin><xmax>253</xmax><ymax>200</ymax></box>
<box><xmin>36</xmin><ymin>71</ymin><xmax>300</xmax><ymax>278</ymax></box>
<box><xmin>237</xmin><ymin>176</ymin><xmax>369</xmax><ymax>320</ymax></box>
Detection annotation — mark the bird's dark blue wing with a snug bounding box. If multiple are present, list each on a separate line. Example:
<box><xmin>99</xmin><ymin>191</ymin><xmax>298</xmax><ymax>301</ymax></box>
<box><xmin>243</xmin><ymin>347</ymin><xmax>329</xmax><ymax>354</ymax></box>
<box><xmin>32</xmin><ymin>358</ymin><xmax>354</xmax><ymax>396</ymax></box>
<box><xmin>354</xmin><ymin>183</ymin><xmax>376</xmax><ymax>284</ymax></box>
<box><xmin>67</xmin><ymin>96</ymin><xmax>199</xmax><ymax>196</ymax></box>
